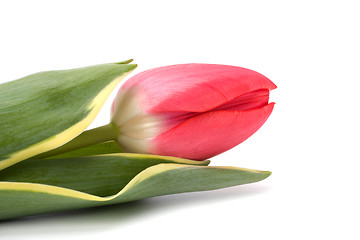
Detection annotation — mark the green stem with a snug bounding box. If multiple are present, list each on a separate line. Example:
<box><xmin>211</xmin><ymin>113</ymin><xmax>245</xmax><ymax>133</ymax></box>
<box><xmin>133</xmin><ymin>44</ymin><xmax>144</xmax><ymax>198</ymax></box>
<box><xmin>34</xmin><ymin>123</ymin><xmax>118</xmax><ymax>159</ymax></box>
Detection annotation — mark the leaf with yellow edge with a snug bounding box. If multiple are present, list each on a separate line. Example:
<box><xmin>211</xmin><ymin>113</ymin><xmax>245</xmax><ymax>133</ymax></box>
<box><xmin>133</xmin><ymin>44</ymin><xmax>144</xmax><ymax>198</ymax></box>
<box><xmin>38</xmin><ymin>141</ymin><xmax>124</xmax><ymax>159</ymax></box>
<box><xmin>0</xmin><ymin>61</ymin><xmax>136</xmax><ymax>170</ymax></box>
<box><xmin>0</xmin><ymin>153</ymin><xmax>270</xmax><ymax>220</ymax></box>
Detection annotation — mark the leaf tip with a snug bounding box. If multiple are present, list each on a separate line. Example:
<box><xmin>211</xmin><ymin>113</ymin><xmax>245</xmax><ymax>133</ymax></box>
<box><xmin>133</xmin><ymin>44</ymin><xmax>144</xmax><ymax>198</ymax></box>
<box><xmin>261</xmin><ymin>170</ymin><xmax>272</xmax><ymax>179</ymax></box>
<box><xmin>116</xmin><ymin>59</ymin><xmax>134</xmax><ymax>64</ymax></box>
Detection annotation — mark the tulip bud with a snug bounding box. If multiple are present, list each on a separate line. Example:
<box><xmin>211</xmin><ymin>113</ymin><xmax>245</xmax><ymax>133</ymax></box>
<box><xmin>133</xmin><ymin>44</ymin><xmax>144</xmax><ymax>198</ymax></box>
<box><xmin>111</xmin><ymin>64</ymin><xmax>276</xmax><ymax>160</ymax></box>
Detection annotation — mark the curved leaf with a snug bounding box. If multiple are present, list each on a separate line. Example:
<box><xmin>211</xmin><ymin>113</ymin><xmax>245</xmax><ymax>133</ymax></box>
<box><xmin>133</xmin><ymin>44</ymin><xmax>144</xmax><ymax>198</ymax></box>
<box><xmin>0</xmin><ymin>61</ymin><xmax>136</xmax><ymax>170</ymax></box>
<box><xmin>0</xmin><ymin>153</ymin><xmax>209</xmax><ymax>196</ymax></box>
<box><xmin>0</xmin><ymin>154</ymin><xmax>270</xmax><ymax>220</ymax></box>
<box><xmin>42</xmin><ymin>141</ymin><xmax>124</xmax><ymax>159</ymax></box>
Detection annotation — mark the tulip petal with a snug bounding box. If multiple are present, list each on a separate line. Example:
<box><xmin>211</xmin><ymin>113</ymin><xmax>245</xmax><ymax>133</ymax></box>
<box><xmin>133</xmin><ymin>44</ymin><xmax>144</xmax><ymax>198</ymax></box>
<box><xmin>213</xmin><ymin>89</ymin><xmax>270</xmax><ymax>111</ymax></box>
<box><xmin>122</xmin><ymin>64</ymin><xmax>276</xmax><ymax>113</ymax></box>
<box><xmin>152</xmin><ymin>103</ymin><xmax>275</xmax><ymax>160</ymax></box>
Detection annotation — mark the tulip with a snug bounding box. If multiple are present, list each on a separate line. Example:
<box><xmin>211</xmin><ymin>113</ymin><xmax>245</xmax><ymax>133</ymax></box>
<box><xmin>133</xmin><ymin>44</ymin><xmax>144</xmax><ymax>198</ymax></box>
<box><xmin>38</xmin><ymin>63</ymin><xmax>276</xmax><ymax>161</ymax></box>
<box><xmin>0</xmin><ymin>61</ymin><xmax>275</xmax><ymax>220</ymax></box>
<box><xmin>110</xmin><ymin>64</ymin><xmax>276</xmax><ymax>160</ymax></box>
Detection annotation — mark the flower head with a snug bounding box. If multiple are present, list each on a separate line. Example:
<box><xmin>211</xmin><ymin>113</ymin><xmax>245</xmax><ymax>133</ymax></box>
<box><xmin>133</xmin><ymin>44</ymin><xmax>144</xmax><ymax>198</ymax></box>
<box><xmin>111</xmin><ymin>64</ymin><xmax>276</xmax><ymax>160</ymax></box>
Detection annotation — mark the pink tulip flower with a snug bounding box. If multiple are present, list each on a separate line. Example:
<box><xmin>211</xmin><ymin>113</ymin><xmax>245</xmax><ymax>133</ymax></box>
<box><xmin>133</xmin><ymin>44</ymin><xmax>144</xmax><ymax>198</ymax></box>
<box><xmin>110</xmin><ymin>64</ymin><xmax>276</xmax><ymax>160</ymax></box>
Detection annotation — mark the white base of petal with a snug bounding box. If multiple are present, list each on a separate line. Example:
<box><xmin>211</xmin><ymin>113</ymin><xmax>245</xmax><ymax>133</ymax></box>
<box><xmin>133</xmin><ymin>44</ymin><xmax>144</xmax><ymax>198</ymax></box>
<box><xmin>111</xmin><ymin>88</ymin><xmax>162</xmax><ymax>153</ymax></box>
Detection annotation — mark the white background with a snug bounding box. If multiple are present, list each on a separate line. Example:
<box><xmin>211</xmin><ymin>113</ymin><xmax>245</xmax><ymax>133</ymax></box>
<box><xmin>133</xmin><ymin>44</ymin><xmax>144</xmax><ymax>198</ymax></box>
<box><xmin>0</xmin><ymin>0</ymin><xmax>359</xmax><ymax>239</ymax></box>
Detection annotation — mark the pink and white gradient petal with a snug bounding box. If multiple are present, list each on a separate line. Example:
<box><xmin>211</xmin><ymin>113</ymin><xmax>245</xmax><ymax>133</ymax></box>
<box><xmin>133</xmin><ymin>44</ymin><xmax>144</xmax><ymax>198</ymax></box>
<box><xmin>120</xmin><ymin>64</ymin><xmax>276</xmax><ymax>113</ymax></box>
<box><xmin>151</xmin><ymin>103</ymin><xmax>275</xmax><ymax>160</ymax></box>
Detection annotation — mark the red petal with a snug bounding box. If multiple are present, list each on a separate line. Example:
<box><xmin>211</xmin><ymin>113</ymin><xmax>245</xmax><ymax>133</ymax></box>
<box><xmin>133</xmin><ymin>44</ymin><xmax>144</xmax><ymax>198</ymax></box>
<box><xmin>151</xmin><ymin>103</ymin><xmax>275</xmax><ymax>160</ymax></box>
<box><xmin>213</xmin><ymin>89</ymin><xmax>270</xmax><ymax>111</ymax></box>
<box><xmin>121</xmin><ymin>64</ymin><xmax>276</xmax><ymax>113</ymax></box>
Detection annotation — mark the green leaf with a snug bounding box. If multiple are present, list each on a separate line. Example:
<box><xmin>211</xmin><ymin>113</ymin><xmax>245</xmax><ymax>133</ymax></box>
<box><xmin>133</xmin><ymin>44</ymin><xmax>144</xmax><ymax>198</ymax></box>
<box><xmin>0</xmin><ymin>153</ymin><xmax>209</xmax><ymax>196</ymax></box>
<box><xmin>0</xmin><ymin>153</ymin><xmax>270</xmax><ymax>220</ymax></box>
<box><xmin>0</xmin><ymin>61</ymin><xmax>136</xmax><ymax>170</ymax></box>
<box><xmin>43</xmin><ymin>141</ymin><xmax>124</xmax><ymax>159</ymax></box>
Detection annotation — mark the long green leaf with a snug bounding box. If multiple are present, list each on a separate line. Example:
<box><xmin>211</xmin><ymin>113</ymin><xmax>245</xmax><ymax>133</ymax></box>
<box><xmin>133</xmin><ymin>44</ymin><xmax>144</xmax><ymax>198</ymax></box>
<box><xmin>0</xmin><ymin>153</ymin><xmax>209</xmax><ymax>196</ymax></box>
<box><xmin>0</xmin><ymin>61</ymin><xmax>136</xmax><ymax>170</ymax></box>
<box><xmin>0</xmin><ymin>154</ymin><xmax>270</xmax><ymax>220</ymax></box>
<box><xmin>42</xmin><ymin>141</ymin><xmax>124</xmax><ymax>159</ymax></box>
